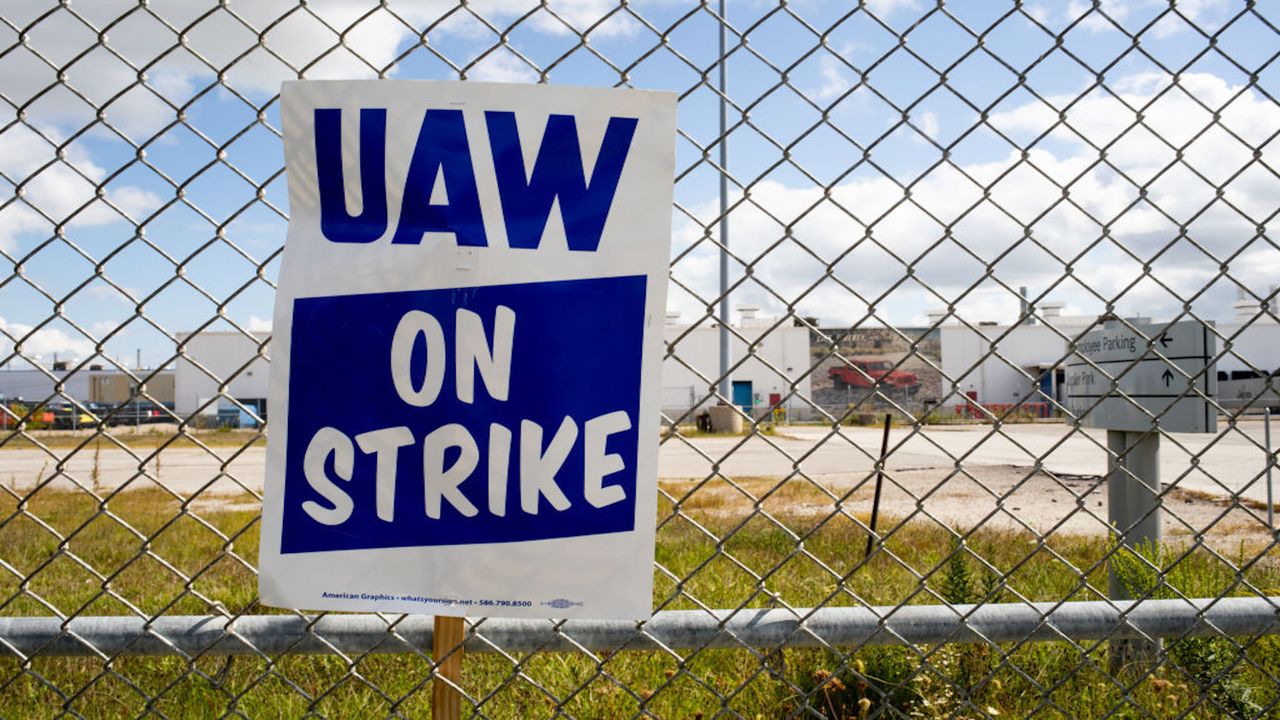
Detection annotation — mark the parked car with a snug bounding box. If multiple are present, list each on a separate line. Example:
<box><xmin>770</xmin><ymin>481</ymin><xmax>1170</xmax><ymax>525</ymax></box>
<box><xmin>107</xmin><ymin>400</ymin><xmax>172</xmax><ymax>426</ymax></box>
<box><xmin>47</xmin><ymin>402</ymin><xmax>98</xmax><ymax>429</ymax></box>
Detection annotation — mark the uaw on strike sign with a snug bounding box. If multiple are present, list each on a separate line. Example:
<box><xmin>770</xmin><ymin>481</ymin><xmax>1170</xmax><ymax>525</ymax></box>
<box><xmin>258</xmin><ymin>81</ymin><xmax>676</xmax><ymax>620</ymax></box>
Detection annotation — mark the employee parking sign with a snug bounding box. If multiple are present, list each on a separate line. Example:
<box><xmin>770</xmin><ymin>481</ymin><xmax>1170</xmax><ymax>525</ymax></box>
<box><xmin>259</xmin><ymin>81</ymin><xmax>676</xmax><ymax>619</ymax></box>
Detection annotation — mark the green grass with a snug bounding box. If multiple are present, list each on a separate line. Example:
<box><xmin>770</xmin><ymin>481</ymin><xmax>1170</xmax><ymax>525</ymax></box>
<box><xmin>0</xmin><ymin>483</ymin><xmax>1277</xmax><ymax>718</ymax></box>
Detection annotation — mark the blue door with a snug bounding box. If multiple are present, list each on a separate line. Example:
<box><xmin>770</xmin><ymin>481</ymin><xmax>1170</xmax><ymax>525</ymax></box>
<box><xmin>732</xmin><ymin>381</ymin><xmax>753</xmax><ymax>412</ymax></box>
<box><xmin>1038</xmin><ymin>371</ymin><xmax>1053</xmax><ymax>401</ymax></box>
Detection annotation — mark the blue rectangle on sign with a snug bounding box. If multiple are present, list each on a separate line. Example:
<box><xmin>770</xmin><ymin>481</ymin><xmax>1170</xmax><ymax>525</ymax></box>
<box><xmin>281</xmin><ymin>275</ymin><xmax>646</xmax><ymax>554</ymax></box>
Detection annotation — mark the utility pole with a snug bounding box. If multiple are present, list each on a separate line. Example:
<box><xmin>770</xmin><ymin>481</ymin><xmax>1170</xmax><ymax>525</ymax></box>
<box><xmin>717</xmin><ymin>0</ymin><xmax>731</xmax><ymax>403</ymax></box>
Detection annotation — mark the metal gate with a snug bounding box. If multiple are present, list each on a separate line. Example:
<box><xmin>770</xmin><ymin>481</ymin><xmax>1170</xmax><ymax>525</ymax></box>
<box><xmin>2</xmin><ymin>1</ymin><xmax>1279</xmax><ymax>717</ymax></box>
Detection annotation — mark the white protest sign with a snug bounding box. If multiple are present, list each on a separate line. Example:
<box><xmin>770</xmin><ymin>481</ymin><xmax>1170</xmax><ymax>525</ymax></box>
<box><xmin>258</xmin><ymin>81</ymin><xmax>676</xmax><ymax>620</ymax></box>
<box><xmin>1064</xmin><ymin>320</ymin><xmax>1216</xmax><ymax>433</ymax></box>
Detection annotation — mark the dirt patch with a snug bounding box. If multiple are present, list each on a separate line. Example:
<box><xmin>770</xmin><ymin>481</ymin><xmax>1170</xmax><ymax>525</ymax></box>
<box><xmin>188</xmin><ymin>497</ymin><xmax>261</xmax><ymax>515</ymax></box>
<box><xmin>661</xmin><ymin>464</ymin><xmax>1278</xmax><ymax>554</ymax></box>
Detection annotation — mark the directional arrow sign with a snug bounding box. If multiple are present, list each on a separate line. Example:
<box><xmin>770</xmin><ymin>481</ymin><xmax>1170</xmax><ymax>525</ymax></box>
<box><xmin>1065</xmin><ymin>320</ymin><xmax>1217</xmax><ymax>433</ymax></box>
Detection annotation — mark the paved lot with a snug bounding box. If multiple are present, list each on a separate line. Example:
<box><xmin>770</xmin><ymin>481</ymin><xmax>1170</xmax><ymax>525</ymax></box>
<box><xmin>662</xmin><ymin>420</ymin><xmax>1277</xmax><ymax>504</ymax></box>
<box><xmin>1</xmin><ymin>420</ymin><xmax>1274</xmax><ymax>543</ymax></box>
<box><xmin>0</xmin><ymin>441</ymin><xmax>267</xmax><ymax>497</ymax></box>
<box><xmin>659</xmin><ymin>420</ymin><xmax>1278</xmax><ymax>544</ymax></box>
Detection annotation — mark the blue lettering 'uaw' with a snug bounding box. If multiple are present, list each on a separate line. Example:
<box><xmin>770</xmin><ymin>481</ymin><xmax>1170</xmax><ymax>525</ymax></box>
<box><xmin>314</xmin><ymin>109</ymin><xmax>639</xmax><ymax>252</ymax></box>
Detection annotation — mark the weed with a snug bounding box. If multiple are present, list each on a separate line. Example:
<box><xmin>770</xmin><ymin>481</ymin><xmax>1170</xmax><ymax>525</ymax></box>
<box><xmin>1112</xmin><ymin>539</ymin><xmax>1266</xmax><ymax>717</ymax></box>
<box><xmin>941</xmin><ymin>539</ymin><xmax>975</xmax><ymax>605</ymax></box>
<box><xmin>91</xmin><ymin>442</ymin><xmax>102</xmax><ymax>494</ymax></box>
<box><xmin>0</xmin><ymin>490</ymin><xmax>1273</xmax><ymax>717</ymax></box>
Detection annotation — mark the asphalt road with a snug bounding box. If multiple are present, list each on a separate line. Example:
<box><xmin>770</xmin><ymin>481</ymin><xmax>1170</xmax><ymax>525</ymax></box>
<box><xmin>1</xmin><ymin>420</ymin><xmax>1273</xmax><ymax>506</ymax></box>
<box><xmin>662</xmin><ymin>419</ymin><xmax>1277</xmax><ymax>505</ymax></box>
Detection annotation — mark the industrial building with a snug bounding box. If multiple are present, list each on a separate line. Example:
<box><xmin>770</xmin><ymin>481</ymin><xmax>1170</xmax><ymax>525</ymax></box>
<box><xmin>168</xmin><ymin>312</ymin><xmax>812</xmax><ymax>428</ymax></box>
<box><xmin>939</xmin><ymin>297</ymin><xmax>1280</xmax><ymax>415</ymax></box>
<box><xmin>0</xmin><ymin>365</ymin><xmax>174</xmax><ymax>406</ymax></box>
<box><xmin>174</xmin><ymin>331</ymin><xmax>270</xmax><ymax>425</ymax></box>
<box><xmin>661</xmin><ymin>306</ymin><xmax>812</xmax><ymax>422</ymax></box>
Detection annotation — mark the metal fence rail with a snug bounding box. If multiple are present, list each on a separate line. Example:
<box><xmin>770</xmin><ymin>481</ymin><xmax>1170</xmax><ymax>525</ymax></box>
<box><xmin>2</xmin><ymin>0</ymin><xmax>1280</xmax><ymax>717</ymax></box>
<box><xmin>5</xmin><ymin>598</ymin><xmax>1280</xmax><ymax>658</ymax></box>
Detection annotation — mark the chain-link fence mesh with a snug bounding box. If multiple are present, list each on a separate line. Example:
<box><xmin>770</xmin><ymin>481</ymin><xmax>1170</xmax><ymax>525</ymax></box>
<box><xmin>2</xmin><ymin>1</ymin><xmax>1280</xmax><ymax>717</ymax></box>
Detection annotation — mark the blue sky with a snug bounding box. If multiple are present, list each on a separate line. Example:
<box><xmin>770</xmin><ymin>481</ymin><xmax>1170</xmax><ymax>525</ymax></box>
<box><xmin>1</xmin><ymin>0</ymin><xmax>1277</xmax><ymax>370</ymax></box>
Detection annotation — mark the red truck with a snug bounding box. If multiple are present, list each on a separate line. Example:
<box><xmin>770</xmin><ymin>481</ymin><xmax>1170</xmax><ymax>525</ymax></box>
<box><xmin>829</xmin><ymin>359</ymin><xmax>919</xmax><ymax>394</ymax></box>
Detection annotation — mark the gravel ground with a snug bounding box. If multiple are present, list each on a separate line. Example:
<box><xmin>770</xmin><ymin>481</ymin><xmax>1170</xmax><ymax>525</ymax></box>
<box><xmin>3</xmin><ymin>420</ymin><xmax>1275</xmax><ymax>548</ymax></box>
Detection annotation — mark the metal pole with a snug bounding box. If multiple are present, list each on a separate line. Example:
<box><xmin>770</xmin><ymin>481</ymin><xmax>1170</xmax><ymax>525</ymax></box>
<box><xmin>1107</xmin><ymin>431</ymin><xmax>1163</xmax><ymax>561</ymax></box>
<box><xmin>864</xmin><ymin>414</ymin><xmax>891</xmax><ymax>559</ymax></box>
<box><xmin>717</xmin><ymin>0</ymin><xmax>730</xmax><ymax>403</ymax></box>
<box><xmin>4</xmin><ymin>598</ymin><xmax>1279</xmax><ymax>657</ymax></box>
<box><xmin>1107</xmin><ymin>429</ymin><xmax>1162</xmax><ymax>671</ymax></box>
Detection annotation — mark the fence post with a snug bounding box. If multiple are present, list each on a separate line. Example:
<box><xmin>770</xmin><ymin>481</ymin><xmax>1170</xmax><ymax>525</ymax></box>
<box><xmin>1107</xmin><ymin>429</ymin><xmax>1162</xmax><ymax>672</ymax></box>
<box><xmin>433</xmin><ymin>615</ymin><xmax>466</xmax><ymax>718</ymax></box>
<box><xmin>864</xmin><ymin>413</ymin><xmax>891</xmax><ymax>560</ymax></box>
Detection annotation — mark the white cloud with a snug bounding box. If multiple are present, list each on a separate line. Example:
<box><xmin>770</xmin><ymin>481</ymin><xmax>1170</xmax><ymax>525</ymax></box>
<box><xmin>1025</xmin><ymin>5</ymin><xmax>1052</xmax><ymax>24</ymax></box>
<box><xmin>670</xmin><ymin>71</ymin><xmax>1279</xmax><ymax>328</ymax></box>
<box><xmin>1060</xmin><ymin>0</ymin><xmax>1227</xmax><ymax>37</ymax></box>
<box><xmin>986</xmin><ymin>71</ymin><xmax>1278</xmax><ymax>201</ymax></box>
<box><xmin>467</xmin><ymin>50</ymin><xmax>539</xmax><ymax>83</ymax></box>
<box><xmin>0</xmin><ymin>316</ymin><xmax>96</xmax><ymax>362</ymax></box>
<box><xmin>864</xmin><ymin>0</ymin><xmax>921</xmax><ymax>17</ymax></box>
<box><xmin>916</xmin><ymin>110</ymin><xmax>939</xmax><ymax>141</ymax></box>
<box><xmin>0</xmin><ymin>124</ymin><xmax>163</xmax><ymax>250</ymax></box>
<box><xmin>90</xmin><ymin>320</ymin><xmax>120</xmax><ymax>336</ymax></box>
<box><xmin>0</xmin><ymin>0</ymin><xmax>637</xmax><ymax>134</ymax></box>
<box><xmin>812</xmin><ymin>56</ymin><xmax>854</xmax><ymax>102</ymax></box>
<box><xmin>425</xmin><ymin>0</ymin><xmax>639</xmax><ymax>40</ymax></box>
<box><xmin>246</xmin><ymin>315</ymin><xmax>273</xmax><ymax>332</ymax></box>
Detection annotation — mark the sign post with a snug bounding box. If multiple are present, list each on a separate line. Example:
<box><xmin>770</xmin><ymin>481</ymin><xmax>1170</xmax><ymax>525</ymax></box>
<box><xmin>1065</xmin><ymin>319</ymin><xmax>1215</xmax><ymax>671</ymax></box>
<box><xmin>259</xmin><ymin>80</ymin><xmax>677</xmax><ymax>711</ymax></box>
<box><xmin>432</xmin><ymin>615</ymin><xmax>465</xmax><ymax>719</ymax></box>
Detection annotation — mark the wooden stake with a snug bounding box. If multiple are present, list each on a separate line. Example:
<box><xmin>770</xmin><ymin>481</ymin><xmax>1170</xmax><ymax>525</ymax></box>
<box><xmin>432</xmin><ymin>615</ymin><xmax>466</xmax><ymax>719</ymax></box>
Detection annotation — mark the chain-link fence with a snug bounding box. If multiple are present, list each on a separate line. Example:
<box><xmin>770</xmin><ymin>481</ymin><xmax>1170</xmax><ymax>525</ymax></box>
<box><xmin>3</xmin><ymin>1</ymin><xmax>1280</xmax><ymax>717</ymax></box>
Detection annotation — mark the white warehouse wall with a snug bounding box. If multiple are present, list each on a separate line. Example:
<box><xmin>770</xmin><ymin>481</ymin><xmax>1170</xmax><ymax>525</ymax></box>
<box><xmin>942</xmin><ymin>314</ymin><xmax>1280</xmax><ymax>405</ymax></box>
<box><xmin>175</xmin><ymin>331</ymin><xmax>271</xmax><ymax>417</ymax></box>
<box><xmin>0</xmin><ymin>368</ymin><xmax>174</xmax><ymax>405</ymax></box>
<box><xmin>941</xmin><ymin>316</ymin><xmax>1094</xmax><ymax>405</ymax></box>
<box><xmin>0</xmin><ymin>369</ymin><xmax>91</xmax><ymax>404</ymax></box>
<box><xmin>662</xmin><ymin>312</ymin><xmax>812</xmax><ymax>420</ymax></box>
<box><xmin>1218</xmin><ymin>320</ymin><xmax>1280</xmax><ymax>374</ymax></box>
<box><xmin>176</xmin><ymin>320</ymin><xmax>812</xmax><ymax>424</ymax></box>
